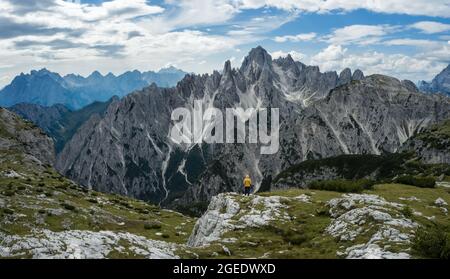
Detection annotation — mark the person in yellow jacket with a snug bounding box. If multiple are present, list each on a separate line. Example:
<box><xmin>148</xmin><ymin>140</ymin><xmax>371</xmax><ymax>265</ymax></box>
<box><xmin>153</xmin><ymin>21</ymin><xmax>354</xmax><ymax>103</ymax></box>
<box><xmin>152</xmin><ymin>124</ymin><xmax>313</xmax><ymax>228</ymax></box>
<box><xmin>243</xmin><ymin>174</ymin><xmax>252</xmax><ymax>196</ymax></box>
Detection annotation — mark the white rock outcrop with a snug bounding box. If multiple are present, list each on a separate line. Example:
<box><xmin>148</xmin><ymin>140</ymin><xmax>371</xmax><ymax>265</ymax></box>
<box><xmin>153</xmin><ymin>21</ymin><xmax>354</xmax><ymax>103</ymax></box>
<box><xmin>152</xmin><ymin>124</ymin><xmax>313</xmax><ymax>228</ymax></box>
<box><xmin>435</xmin><ymin>197</ymin><xmax>448</xmax><ymax>207</ymax></box>
<box><xmin>326</xmin><ymin>194</ymin><xmax>417</xmax><ymax>259</ymax></box>
<box><xmin>0</xmin><ymin>230</ymin><xmax>178</xmax><ymax>259</ymax></box>
<box><xmin>188</xmin><ymin>193</ymin><xmax>293</xmax><ymax>247</ymax></box>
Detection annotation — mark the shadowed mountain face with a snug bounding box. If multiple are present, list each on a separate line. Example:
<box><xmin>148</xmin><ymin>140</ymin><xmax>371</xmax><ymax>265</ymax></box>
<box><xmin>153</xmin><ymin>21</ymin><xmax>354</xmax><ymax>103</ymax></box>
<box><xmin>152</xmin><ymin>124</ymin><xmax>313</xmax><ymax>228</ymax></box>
<box><xmin>419</xmin><ymin>64</ymin><xmax>450</xmax><ymax>97</ymax></box>
<box><xmin>10</xmin><ymin>99</ymin><xmax>114</xmax><ymax>153</ymax></box>
<box><xmin>0</xmin><ymin>67</ymin><xmax>188</xmax><ymax>110</ymax></box>
<box><xmin>49</xmin><ymin>46</ymin><xmax>450</xmax><ymax>207</ymax></box>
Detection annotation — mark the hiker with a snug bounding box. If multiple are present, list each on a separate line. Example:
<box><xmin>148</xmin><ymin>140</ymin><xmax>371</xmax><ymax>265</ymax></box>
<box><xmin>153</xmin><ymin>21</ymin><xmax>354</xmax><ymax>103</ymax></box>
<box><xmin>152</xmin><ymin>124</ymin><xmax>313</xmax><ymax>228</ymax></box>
<box><xmin>243</xmin><ymin>174</ymin><xmax>252</xmax><ymax>196</ymax></box>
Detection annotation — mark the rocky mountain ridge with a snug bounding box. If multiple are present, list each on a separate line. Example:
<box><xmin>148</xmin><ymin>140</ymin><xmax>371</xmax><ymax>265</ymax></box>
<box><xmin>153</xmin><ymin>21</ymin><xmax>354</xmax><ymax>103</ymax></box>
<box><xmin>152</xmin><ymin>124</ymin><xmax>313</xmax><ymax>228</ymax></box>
<box><xmin>54</xmin><ymin>46</ymin><xmax>450</xmax><ymax>208</ymax></box>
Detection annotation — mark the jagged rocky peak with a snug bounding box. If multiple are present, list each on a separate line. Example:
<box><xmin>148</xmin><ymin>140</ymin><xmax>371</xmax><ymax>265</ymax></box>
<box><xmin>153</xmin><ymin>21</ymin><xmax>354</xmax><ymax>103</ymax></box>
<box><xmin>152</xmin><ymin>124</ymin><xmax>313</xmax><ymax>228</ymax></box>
<box><xmin>28</xmin><ymin>68</ymin><xmax>63</xmax><ymax>82</ymax></box>
<box><xmin>352</xmin><ymin>69</ymin><xmax>365</xmax><ymax>81</ymax></box>
<box><xmin>31</xmin><ymin>68</ymin><xmax>51</xmax><ymax>75</ymax></box>
<box><xmin>243</xmin><ymin>46</ymin><xmax>272</xmax><ymax>67</ymax></box>
<box><xmin>338</xmin><ymin>68</ymin><xmax>352</xmax><ymax>86</ymax></box>
<box><xmin>273</xmin><ymin>54</ymin><xmax>303</xmax><ymax>77</ymax></box>
<box><xmin>223</xmin><ymin>59</ymin><xmax>232</xmax><ymax>75</ymax></box>
<box><xmin>88</xmin><ymin>70</ymin><xmax>104</xmax><ymax>80</ymax></box>
<box><xmin>240</xmin><ymin>46</ymin><xmax>273</xmax><ymax>81</ymax></box>
<box><xmin>273</xmin><ymin>53</ymin><xmax>295</xmax><ymax>68</ymax></box>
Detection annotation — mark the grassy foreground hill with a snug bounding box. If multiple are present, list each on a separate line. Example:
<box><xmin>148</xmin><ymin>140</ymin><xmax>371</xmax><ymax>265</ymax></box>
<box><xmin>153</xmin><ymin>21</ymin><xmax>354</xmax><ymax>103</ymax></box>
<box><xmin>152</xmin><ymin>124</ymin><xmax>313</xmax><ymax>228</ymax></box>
<box><xmin>0</xmin><ymin>155</ymin><xmax>196</xmax><ymax>258</ymax></box>
<box><xmin>185</xmin><ymin>184</ymin><xmax>449</xmax><ymax>259</ymax></box>
<box><xmin>1</xmin><ymin>153</ymin><xmax>449</xmax><ymax>259</ymax></box>
<box><xmin>1</xmin><ymin>107</ymin><xmax>195</xmax><ymax>258</ymax></box>
<box><xmin>3</xmin><ymin>154</ymin><xmax>449</xmax><ymax>259</ymax></box>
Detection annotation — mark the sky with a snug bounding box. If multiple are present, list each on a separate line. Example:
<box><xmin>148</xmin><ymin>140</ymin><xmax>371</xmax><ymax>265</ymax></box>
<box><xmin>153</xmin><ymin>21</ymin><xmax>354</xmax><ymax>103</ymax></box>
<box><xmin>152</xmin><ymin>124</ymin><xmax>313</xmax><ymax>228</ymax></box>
<box><xmin>0</xmin><ymin>0</ymin><xmax>449</xmax><ymax>88</ymax></box>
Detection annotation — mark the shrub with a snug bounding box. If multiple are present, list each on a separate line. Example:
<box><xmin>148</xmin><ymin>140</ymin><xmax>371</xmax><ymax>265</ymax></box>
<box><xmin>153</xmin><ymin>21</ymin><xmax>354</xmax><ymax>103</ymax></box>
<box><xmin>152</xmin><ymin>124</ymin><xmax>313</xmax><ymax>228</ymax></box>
<box><xmin>144</xmin><ymin>221</ymin><xmax>162</xmax><ymax>230</ymax></box>
<box><xmin>316</xmin><ymin>207</ymin><xmax>330</xmax><ymax>217</ymax></box>
<box><xmin>400</xmin><ymin>206</ymin><xmax>413</xmax><ymax>218</ymax></box>
<box><xmin>283</xmin><ymin>230</ymin><xmax>308</xmax><ymax>245</ymax></box>
<box><xmin>87</xmin><ymin>198</ymin><xmax>98</xmax><ymax>204</ymax></box>
<box><xmin>3</xmin><ymin>208</ymin><xmax>14</xmax><ymax>215</ymax></box>
<box><xmin>395</xmin><ymin>175</ymin><xmax>435</xmax><ymax>188</ymax></box>
<box><xmin>119</xmin><ymin>201</ymin><xmax>132</xmax><ymax>209</ymax></box>
<box><xmin>3</xmin><ymin>190</ymin><xmax>15</xmax><ymax>197</ymax></box>
<box><xmin>309</xmin><ymin>179</ymin><xmax>375</xmax><ymax>193</ymax></box>
<box><xmin>62</xmin><ymin>203</ymin><xmax>75</xmax><ymax>211</ymax></box>
<box><xmin>413</xmin><ymin>225</ymin><xmax>450</xmax><ymax>259</ymax></box>
<box><xmin>161</xmin><ymin>233</ymin><xmax>170</xmax><ymax>239</ymax></box>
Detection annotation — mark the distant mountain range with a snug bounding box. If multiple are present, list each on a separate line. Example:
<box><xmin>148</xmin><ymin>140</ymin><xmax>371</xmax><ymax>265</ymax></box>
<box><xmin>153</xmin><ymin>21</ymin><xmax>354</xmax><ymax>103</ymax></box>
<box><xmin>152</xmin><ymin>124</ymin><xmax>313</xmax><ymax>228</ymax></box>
<box><xmin>0</xmin><ymin>67</ymin><xmax>188</xmax><ymax>109</ymax></box>
<box><xmin>418</xmin><ymin>64</ymin><xmax>450</xmax><ymax>97</ymax></box>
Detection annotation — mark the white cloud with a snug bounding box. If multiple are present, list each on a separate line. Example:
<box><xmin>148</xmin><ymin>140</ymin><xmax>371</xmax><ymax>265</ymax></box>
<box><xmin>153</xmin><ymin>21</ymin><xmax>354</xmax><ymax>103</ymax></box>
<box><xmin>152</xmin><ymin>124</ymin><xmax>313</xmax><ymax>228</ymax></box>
<box><xmin>384</xmin><ymin>38</ymin><xmax>442</xmax><ymax>48</ymax></box>
<box><xmin>410</xmin><ymin>21</ymin><xmax>450</xmax><ymax>34</ymax></box>
<box><xmin>271</xmin><ymin>50</ymin><xmax>306</xmax><ymax>61</ymax></box>
<box><xmin>274</xmin><ymin>32</ymin><xmax>316</xmax><ymax>43</ymax></box>
<box><xmin>0</xmin><ymin>0</ymin><xmax>246</xmax><ymax>88</ymax></box>
<box><xmin>154</xmin><ymin>0</ymin><xmax>239</xmax><ymax>30</ymax></box>
<box><xmin>0</xmin><ymin>0</ymin><xmax>449</xmax><ymax>89</ymax></box>
<box><xmin>323</xmin><ymin>24</ymin><xmax>396</xmax><ymax>45</ymax></box>
<box><xmin>311</xmin><ymin>45</ymin><xmax>347</xmax><ymax>62</ymax></box>
<box><xmin>383</xmin><ymin>39</ymin><xmax>450</xmax><ymax>63</ymax></box>
<box><xmin>237</xmin><ymin>0</ymin><xmax>450</xmax><ymax>18</ymax></box>
<box><xmin>309</xmin><ymin>44</ymin><xmax>447</xmax><ymax>81</ymax></box>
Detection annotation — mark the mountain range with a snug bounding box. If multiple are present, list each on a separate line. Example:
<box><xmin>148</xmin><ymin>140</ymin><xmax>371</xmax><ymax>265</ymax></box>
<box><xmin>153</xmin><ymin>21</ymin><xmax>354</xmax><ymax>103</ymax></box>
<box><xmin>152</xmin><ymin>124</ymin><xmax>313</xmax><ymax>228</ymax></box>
<box><xmin>1</xmin><ymin>46</ymin><xmax>450</xmax><ymax>259</ymax></box>
<box><xmin>39</xmin><ymin>46</ymin><xmax>449</xmax><ymax>210</ymax></box>
<box><xmin>0</xmin><ymin>67</ymin><xmax>188</xmax><ymax>109</ymax></box>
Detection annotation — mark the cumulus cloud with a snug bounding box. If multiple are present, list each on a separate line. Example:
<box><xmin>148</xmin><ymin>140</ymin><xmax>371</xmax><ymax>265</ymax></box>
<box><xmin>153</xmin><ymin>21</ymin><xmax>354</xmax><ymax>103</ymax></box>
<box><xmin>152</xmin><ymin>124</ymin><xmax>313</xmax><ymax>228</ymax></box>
<box><xmin>309</xmin><ymin>44</ymin><xmax>447</xmax><ymax>81</ymax></box>
<box><xmin>311</xmin><ymin>45</ymin><xmax>347</xmax><ymax>62</ymax></box>
<box><xmin>271</xmin><ymin>50</ymin><xmax>306</xmax><ymax>61</ymax></box>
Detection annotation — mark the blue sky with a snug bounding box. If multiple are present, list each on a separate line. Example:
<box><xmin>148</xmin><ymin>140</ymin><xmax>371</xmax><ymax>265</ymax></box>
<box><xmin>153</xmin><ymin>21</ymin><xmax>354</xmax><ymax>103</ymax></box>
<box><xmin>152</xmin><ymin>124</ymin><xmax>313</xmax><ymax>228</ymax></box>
<box><xmin>0</xmin><ymin>0</ymin><xmax>449</xmax><ymax>87</ymax></box>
